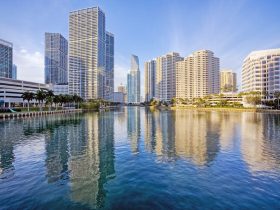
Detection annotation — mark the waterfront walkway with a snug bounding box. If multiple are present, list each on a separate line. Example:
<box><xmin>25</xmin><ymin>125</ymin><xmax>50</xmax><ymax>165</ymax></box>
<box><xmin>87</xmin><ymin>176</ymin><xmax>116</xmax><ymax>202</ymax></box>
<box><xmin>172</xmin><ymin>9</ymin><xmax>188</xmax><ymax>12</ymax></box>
<box><xmin>0</xmin><ymin>109</ymin><xmax>83</xmax><ymax>119</ymax></box>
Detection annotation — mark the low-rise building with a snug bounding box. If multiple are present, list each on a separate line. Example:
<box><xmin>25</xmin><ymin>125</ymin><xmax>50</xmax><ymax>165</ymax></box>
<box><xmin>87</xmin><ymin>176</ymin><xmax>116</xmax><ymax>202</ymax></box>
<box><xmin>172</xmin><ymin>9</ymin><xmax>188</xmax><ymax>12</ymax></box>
<box><xmin>0</xmin><ymin>77</ymin><xmax>49</xmax><ymax>107</ymax></box>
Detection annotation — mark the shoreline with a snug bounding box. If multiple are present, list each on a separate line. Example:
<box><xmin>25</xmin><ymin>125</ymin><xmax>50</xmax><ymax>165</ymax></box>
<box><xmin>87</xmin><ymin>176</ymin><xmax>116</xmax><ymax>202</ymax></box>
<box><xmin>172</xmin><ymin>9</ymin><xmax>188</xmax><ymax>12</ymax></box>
<box><xmin>0</xmin><ymin>109</ymin><xmax>83</xmax><ymax>120</ymax></box>
<box><xmin>2</xmin><ymin>106</ymin><xmax>280</xmax><ymax>120</ymax></box>
<box><xmin>169</xmin><ymin>106</ymin><xmax>280</xmax><ymax>113</ymax></box>
<box><xmin>144</xmin><ymin>105</ymin><xmax>280</xmax><ymax>114</ymax></box>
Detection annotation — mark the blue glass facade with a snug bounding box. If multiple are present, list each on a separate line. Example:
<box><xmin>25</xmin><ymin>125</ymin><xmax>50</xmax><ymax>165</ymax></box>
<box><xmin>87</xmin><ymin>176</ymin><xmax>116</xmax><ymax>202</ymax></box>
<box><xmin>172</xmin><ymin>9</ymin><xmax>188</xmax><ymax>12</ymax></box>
<box><xmin>105</xmin><ymin>32</ymin><xmax>114</xmax><ymax>101</ymax></box>
<box><xmin>0</xmin><ymin>39</ymin><xmax>13</xmax><ymax>79</ymax></box>
<box><xmin>127</xmin><ymin>55</ymin><xmax>140</xmax><ymax>103</ymax></box>
<box><xmin>44</xmin><ymin>33</ymin><xmax>68</xmax><ymax>85</ymax></box>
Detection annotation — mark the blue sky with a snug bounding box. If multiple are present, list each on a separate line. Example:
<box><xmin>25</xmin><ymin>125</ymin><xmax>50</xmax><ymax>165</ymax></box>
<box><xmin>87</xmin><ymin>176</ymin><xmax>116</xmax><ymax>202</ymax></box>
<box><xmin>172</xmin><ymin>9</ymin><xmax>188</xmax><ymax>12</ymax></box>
<box><xmin>1</xmin><ymin>0</ymin><xmax>280</xmax><ymax>93</ymax></box>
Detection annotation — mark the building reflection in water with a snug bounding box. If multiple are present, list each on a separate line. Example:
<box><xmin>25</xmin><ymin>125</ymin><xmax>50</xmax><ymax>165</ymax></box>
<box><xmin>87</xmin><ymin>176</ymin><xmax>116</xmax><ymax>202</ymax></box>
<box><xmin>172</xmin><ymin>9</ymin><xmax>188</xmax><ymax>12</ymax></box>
<box><xmin>173</xmin><ymin>110</ymin><xmax>220</xmax><ymax>165</ymax></box>
<box><xmin>68</xmin><ymin>112</ymin><xmax>115</xmax><ymax>208</ymax></box>
<box><xmin>2</xmin><ymin>108</ymin><xmax>280</xmax><ymax>208</ymax></box>
<box><xmin>0</xmin><ymin>113</ymin><xmax>115</xmax><ymax>209</ymax></box>
<box><xmin>219</xmin><ymin>112</ymin><xmax>240</xmax><ymax>150</ymax></box>
<box><xmin>0</xmin><ymin>121</ymin><xmax>17</xmax><ymax>178</ymax></box>
<box><xmin>144</xmin><ymin>109</ymin><xmax>220</xmax><ymax>164</ymax></box>
<box><xmin>127</xmin><ymin>107</ymin><xmax>141</xmax><ymax>154</ymax></box>
<box><xmin>241</xmin><ymin>113</ymin><xmax>280</xmax><ymax>174</ymax></box>
<box><xmin>144</xmin><ymin>108</ymin><xmax>156</xmax><ymax>152</ymax></box>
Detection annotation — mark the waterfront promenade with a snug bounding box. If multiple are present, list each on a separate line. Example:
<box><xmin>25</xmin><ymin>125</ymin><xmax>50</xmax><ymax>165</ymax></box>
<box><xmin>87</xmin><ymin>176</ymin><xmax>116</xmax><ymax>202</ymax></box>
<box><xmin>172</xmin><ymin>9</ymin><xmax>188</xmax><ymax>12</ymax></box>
<box><xmin>0</xmin><ymin>109</ymin><xmax>83</xmax><ymax>119</ymax></box>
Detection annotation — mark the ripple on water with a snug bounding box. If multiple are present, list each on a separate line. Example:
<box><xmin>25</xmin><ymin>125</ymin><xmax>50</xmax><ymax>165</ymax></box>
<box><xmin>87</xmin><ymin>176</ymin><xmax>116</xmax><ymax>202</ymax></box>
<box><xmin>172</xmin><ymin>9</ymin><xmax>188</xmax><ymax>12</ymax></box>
<box><xmin>1</xmin><ymin>110</ymin><xmax>280</xmax><ymax>209</ymax></box>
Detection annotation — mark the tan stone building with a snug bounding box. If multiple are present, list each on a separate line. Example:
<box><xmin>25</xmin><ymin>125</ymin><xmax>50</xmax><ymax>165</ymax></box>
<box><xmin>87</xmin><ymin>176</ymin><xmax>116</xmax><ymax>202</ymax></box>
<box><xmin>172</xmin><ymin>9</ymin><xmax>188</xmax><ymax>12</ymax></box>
<box><xmin>176</xmin><ymin>50</ymin><xmax>220</xmax><ymax>99</ymax></box>
<box><xmin>220</xmin><ymin>69</ymin><xmax>237</xmax><ymax>93</ymax></box>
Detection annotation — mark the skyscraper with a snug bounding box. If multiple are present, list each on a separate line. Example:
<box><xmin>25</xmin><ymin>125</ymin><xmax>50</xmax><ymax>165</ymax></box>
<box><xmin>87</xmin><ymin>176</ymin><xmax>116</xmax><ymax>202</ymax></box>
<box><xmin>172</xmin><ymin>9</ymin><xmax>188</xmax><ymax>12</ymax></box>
<box><xmin>242</xmin><ymin>48</ymin><xmax>280</xmax><ymax>99</ymax></box>
<box><xmin>176</xmin><ymin>56</ymin><xmax>193</xmax><ymax>99</ymax></box>
<box><xmin>144</xmin><ymin>60</ymin><xmax>156</xmax><ymax>102</ymax></box>
<box><xmin>44</xmin><ymin>33</ymin><xmax>68</xmax><ymax>85</ymax></box>
<box><xmin>69</xmin><ymin>7</ymin><xmax>113</xmax><ymax>100</ymax></box>
<box><xmin>155</xmin><ymin>52</ymin><xmax>183</xmax><ymax>101</ymax></box>
<box><xmin>220</xmin><ymin>69</ymin><xmax>237</xmax><ymax>93</ymax></box>
<box><xmin>127</xmin><ymin>55</ymin><xmax>140</xmax><ymax>103</ymax></box>
<box><xmin>175</xmin><ymin>50</ymin><xmax>220</xmax><ymax>99</ymax></box>
<box><xmin>105</xmin><ymin>32</ymin><xmax>114</xmax><ymax>101</ymax></box>
<box><xmin>12</xmin><ymin>64</ymin><xmax>17</xmax><ymax>80</ymax></box>
<box><xmin>0</xmin><ymin>38</ymin><xmax>13</xmax><ymax>78</ymax></box>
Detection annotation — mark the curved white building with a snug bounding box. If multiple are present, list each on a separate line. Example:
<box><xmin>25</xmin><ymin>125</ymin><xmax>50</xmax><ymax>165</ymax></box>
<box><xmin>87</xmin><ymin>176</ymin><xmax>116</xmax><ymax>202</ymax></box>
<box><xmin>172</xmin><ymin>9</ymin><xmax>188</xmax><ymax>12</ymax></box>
<box><xmin>242</xmin><ymin>49</ymin><xmax>280</xmax><ymax>99</ymax></box>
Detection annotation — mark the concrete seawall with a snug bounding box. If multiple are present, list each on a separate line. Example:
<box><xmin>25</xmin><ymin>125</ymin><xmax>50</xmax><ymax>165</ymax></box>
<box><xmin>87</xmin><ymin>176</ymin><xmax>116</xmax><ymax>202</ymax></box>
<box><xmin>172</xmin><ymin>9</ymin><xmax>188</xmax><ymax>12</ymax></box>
<box><xmin>0</xmin><ymin>109</ymin><xmax>83</xmax><ymax>120</ymax></box>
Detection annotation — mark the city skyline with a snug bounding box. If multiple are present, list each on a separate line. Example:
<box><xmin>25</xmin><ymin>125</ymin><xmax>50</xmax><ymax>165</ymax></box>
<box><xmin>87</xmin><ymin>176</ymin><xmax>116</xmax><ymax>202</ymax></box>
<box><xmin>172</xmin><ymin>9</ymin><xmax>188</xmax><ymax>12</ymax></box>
<box><xmin>1</xmin><ymin>0</ymin><xmax>280</xmax><ymax>96</ymax></box>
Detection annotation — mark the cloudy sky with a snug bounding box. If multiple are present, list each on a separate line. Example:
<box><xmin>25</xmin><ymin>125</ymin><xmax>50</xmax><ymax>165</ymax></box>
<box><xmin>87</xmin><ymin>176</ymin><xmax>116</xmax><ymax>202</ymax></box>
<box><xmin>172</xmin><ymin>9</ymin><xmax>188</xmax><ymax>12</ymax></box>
<box><xmin>1</xmin><ymin>0</ymin><xmax>280</xmax><ymax>95</ymax></box>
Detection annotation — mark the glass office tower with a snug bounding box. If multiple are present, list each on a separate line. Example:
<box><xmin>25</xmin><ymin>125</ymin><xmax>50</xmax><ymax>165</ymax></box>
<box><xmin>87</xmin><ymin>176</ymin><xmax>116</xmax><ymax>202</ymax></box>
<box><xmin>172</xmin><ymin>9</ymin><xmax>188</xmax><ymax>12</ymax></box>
<box><xmin>45</xmin><ymin>33</ymin><xmax>68</xmax><ymax>85</ymax></box>
<box><xmin>0</xmin><ymin>38</ymin><xmax>13</xmax><ymax>79</ymax></box>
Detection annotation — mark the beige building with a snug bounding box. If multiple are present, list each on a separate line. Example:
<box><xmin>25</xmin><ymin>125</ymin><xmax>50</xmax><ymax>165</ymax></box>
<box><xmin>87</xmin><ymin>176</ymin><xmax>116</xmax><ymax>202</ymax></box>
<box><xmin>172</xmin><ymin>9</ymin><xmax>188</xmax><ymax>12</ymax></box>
<box><xmin>176</xmin><ymin>50</ymin><xmax>220</xmax><ymax>99</ymax></box>
<box><xmin>155</xmin><ymin>52</ymin><xmax>183</xmax><ymax>101</ymax></box>
<box><xmin>117</xmin><ymin>83</ymin><xmax>127</xmax><ymax>102</ymax></box>
<box><xmin>220</xmin><ymin>70</ymin><xmax>237</xmax><ymax>93</ymax></box>
<box><xmin>242</xmin><ymin>48</ymin><xmax>280</xmax><ymax>99</ymax></box>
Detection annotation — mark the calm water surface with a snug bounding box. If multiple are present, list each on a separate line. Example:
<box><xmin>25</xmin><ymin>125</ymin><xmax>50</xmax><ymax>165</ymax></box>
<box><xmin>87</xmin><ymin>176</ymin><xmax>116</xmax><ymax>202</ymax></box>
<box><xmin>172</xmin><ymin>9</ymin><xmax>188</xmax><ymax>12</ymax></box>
<box><xmin>1</xmin><ymin>107</ymin><xmax>280</xmax><ymax>209</ymax></box>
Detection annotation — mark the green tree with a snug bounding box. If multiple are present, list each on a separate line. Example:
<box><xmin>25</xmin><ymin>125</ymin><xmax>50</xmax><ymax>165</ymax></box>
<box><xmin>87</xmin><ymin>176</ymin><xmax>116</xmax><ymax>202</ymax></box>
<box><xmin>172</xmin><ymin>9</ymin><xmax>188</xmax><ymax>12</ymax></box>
<box><xmin>21</xmin><ymin>91</ymin><xmax>34</xmax><ymax>112</ymax></box>
<box><xmin>45</xmin><ymin>90</ymin><xmax>54</xmax><ymax>111</ymax></box>
<box><xmin>245</xmin><ymin>95</ymin><xmax>261</xmax><ymax>106</ymax></box>
<box><xmin>274</xmin><ymin>91</ymin><xmax>280</xmax><ymax>109</ymax></box>
<box><xmin>35</xmin><ymin>89</ymin><xmax>46</xmax><ymax>111</ymax></box>
<box><xmin>53</xmin><ymin>95</ymin><xmax>60</xmax><ymax>110</ymax></box>
<box><xmin>72</xmin><ymin>94</ymin><xmax>83</xmax><ymax>109</ymax></box>
<box><xmin>171</xmin><ymin>98</ymin><xmax>177</xmax><ymax>105</ymax></box>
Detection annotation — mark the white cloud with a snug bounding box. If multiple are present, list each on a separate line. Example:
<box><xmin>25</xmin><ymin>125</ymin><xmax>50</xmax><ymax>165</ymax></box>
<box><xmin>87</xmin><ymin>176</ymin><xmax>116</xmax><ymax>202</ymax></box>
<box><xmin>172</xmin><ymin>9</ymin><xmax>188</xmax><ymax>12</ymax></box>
<box><xmin>14</xmin><ymin>48</ymin><xmax>44</xmax><ymax>83</ymax></box>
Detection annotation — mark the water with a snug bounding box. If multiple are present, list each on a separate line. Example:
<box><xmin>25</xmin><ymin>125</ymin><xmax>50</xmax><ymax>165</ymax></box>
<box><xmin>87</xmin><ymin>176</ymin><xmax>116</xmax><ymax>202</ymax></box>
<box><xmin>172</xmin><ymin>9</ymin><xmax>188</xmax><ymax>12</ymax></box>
<box><xmin>1</xmin><ymin>107</ymin><xmax>280</xmax><ymax>210</ymax></box>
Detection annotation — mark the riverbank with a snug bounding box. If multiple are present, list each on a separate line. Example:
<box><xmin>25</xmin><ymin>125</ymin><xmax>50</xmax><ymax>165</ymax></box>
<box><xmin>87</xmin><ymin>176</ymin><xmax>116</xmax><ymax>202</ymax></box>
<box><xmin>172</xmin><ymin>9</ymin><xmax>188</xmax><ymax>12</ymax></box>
<box><xmin>0</xmin><ymin>109</ymin><xmax>83</xmax><ymax>120</ymax></box>
<box><xmin>169</xmin><ymin>106</ymin><xmax>280</xmax><ymax>113</ymax></box>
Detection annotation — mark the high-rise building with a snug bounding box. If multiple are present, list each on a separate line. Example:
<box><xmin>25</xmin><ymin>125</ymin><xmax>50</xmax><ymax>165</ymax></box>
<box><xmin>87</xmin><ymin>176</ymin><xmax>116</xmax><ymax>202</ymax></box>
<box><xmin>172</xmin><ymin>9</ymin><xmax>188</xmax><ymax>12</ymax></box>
<box><xmin>144</xmin><ymin>60</ymin><xmax>156</xmax><ymax>102</ymax></box>
<box><xmin>176</xmin><ymin>56</ymin><xmax>193</xmax><ymax>99</ymax></box>
<box><xmin>155</xmin><ymin>52</ymin><xmax>183</xmax><ymax>101</ymax></box>
<box><xmin>127</xmin><ymin>55</ymin><xmax>140</xmax><ymax>103</ymax></box>
<box><xmin>12</xmin><ymin>64</ymin><xmax>17</xmax><ymax>80</ymax></box>
<box><xmin>0</xmin><ymin>38</ymin><xmax>13</xmax><ymax>78</ymax></box>
<box><xmin>44</xmin><ymin>33</ymin><xmax>68</xmax><ymax>85</ymax></box>
<box><xmin>175</xmin><ymin>50</ymin><xmax>220</xmax><ymax>99</ymax></box>
<box><xmin>69</xmin><ymin>7</ymin><xmax>113</xmax><ymax>100</ymax></box>
<box><xmin>105</xmin><ymin>32</ymin><xmax>114</xmax><ymax>101</ymax></box>
<box><xmin>220</xmin><ymin>69</ymin><xmax>237</xmax><ymax>93</ymax></box>
<box><xmin>242</xmin><ymin>48</ymin><xmax>280</xmax><ymax>99</ymax></box>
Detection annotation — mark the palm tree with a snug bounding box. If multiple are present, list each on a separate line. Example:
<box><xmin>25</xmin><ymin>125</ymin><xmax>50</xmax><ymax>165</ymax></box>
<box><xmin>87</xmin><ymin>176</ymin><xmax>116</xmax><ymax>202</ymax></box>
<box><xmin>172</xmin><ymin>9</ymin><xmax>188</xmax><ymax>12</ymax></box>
<box><xmin>35</xmin><ymin>89</ymin><xmax>46</xmax><ymax>111</ymax></box>
<box><xmin>73</xmin><ymin>94</ymin><xmax>83</xmax><ymax>109</ymax></box>
<box><xmin>53</xmin><ymin>95</ymin><xmax>60</xmax><ymax>110</ymax></box>
<box><xmin>274</xmin><ymin>91</ymin><xmax>280</xmax><ymax>109</ymax></box>
<box><xmin>21</xmin><ymin>91</ymin><xmax>34</xmax><ymax>112</ymax></box>
<box><xmin>45</xmin><ymin>90</ymin><xmax>54</xmax><ymax>111</ymax></box>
